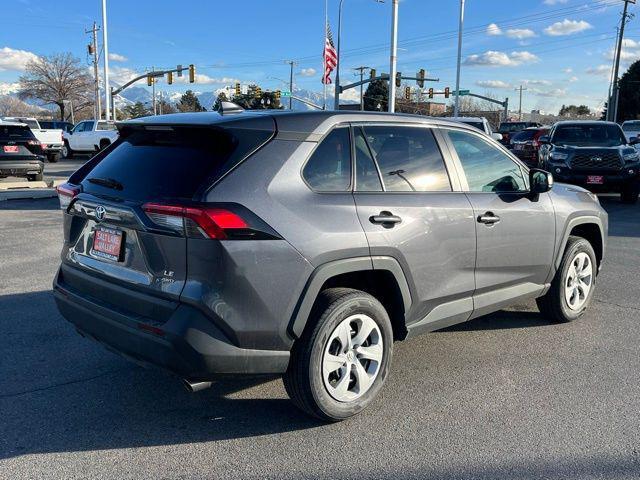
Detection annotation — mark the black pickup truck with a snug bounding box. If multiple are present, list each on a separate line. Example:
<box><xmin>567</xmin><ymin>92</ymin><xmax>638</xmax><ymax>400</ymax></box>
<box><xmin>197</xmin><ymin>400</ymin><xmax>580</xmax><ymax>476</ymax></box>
<box><xmin>0</xmin><ymin>121</ymin><xmax>45</xmax><ymax>181</ymax></box>
<box><xmin>539</xmin><ymin>121</ymin><xmax>640</xmax><ymax>203</ymax></box>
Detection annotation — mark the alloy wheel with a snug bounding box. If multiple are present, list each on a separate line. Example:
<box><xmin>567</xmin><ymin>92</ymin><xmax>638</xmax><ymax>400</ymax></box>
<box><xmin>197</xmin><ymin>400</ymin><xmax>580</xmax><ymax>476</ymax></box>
<box><xmin>564</xmin><ymin>252</ymin><xmax>593</xmax><ymax>311</ymax></box>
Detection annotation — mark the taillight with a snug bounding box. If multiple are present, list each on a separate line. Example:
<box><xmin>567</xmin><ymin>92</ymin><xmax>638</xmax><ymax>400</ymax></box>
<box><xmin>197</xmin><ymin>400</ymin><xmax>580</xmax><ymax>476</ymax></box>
<box><xmin>56</xmin><ymin>182</ymin><xmax>80</xmax><ymax>210</ymax></box>
<box><xmin>532</xmin><ymin>139</ymin><xmax>539</xmax><ymax>148</ymax></box>
<box><xmin>142</xmin><ymin>203</ymin><xmax>249</xmax><ymax>239</ymax></box>
<box><xmin>27</xmin><ymin>139</ymin><xmax>40</xmax><ymax>146</ymax></box>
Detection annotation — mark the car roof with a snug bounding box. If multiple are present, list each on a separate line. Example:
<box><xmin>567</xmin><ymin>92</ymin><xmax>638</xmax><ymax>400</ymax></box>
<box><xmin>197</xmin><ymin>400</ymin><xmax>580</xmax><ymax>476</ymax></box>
<box><xmin>553</xmin><ymin>120</ymin><xmax>620</xmax><ymax>127</ymax></box>
<box><xmin>449</xmin><ymin>116</ymin><xmax>486</xmax><ymax>122</ymax></box>
<box><xmin>120</xmin><ymin>110</ymin><xmax>481</xmax><ymax>139</ymax></box>
<box><xmin>0</xmin><ymin>119</ymin><xmax>29</xmax><ymax>127</ymax></box>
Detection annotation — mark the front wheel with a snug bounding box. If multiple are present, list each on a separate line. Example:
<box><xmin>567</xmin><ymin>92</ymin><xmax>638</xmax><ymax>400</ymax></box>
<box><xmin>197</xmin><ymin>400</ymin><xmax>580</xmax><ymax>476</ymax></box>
<box><xmin>62</xmin><ymin>142</ymin><xmax>73</xmax><ymax>159</ymax></box>
<box><xmin>283</xmin><ymin>288</ymin><xmax>393</xmax><ymax>422</ymax></box>
<box><xmin>537</xmin><ymin>236</ymin><xmax>597</xmax><ymax>323</ymax></box>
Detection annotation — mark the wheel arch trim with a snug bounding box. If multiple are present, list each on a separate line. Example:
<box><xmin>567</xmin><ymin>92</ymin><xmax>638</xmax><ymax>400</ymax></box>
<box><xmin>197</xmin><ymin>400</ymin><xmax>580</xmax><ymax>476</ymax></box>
<box><xmin>554</xmin><ymin>216</ymin><xmax>605</xmax><ymax>270</ymax></box>
<box><xmin>288</xmin><ymin>256</ymin><xmax>412</xmax><ymax>339</ymax></box>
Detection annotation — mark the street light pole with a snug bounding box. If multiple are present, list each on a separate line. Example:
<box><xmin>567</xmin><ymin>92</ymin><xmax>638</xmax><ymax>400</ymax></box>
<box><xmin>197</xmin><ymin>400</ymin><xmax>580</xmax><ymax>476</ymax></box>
<box><xmin>388</xmin><ymin>0</ymin><xmax>399</xmax><ymax>113</ymax></box>
<box><xmin>334</xmin><ymin>0</ymin><xmax>345</xmax><ymax>110</ymax></box>
<box><xmin>453</xmin><ymin>0</ymin><xmax>465</xmax><ymax>117</ymax></box>
<box><xmin>286</xmin><ymin>60</ymin><xmax>297</xmax><ymax>110</ymax></box>
<box><xmin>101</xmin><ymin>0</ymin><xmax>111</xmax><ymax>121</ymax></box>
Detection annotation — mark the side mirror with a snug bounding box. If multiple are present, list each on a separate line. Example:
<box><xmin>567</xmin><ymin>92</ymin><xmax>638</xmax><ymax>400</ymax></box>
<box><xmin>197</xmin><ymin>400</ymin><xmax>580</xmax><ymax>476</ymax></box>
<box><xmin>538</xmin><ymin>135</ymin><xmax>550</xmax><ymax>145</ymax></box>
<box><xmin>530</xmin><ymin>168</ymin><xmax>553</xmax><ymax>194</ymax></box>
<box><xmin>491</xmin><ymin>132</ymin><xmax>503</xmax><ymax>141</ymax></box>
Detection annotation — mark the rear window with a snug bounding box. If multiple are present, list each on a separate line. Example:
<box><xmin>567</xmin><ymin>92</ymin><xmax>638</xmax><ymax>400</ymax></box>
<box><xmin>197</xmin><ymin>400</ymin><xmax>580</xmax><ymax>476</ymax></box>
<box><xmin>461</xmin><ymin>120</ymin><xmax>484</xmax><ymax>132</ymax></box>
<box><xmin>97</xmin><ymin>122</ymin><xmax>116</xmax><ymax>131</ymax></box>
<box><xmin>79</xmin><ymin>125</ymin><xmax>273</xmax><ymax>202</ymax></box>
<box><xmin>511</xmin><ymin>130</ymin><xmax>537</xmax><ymax>141</ymax></box>
<box><xmin>0</xmin><ymin>125</ymin><xmax>35</xmax><ymax>141</ymax></box>
<box><xmin>498</xmin><ymin>123</ymin><xmax>526</xmax><ymax>133</ymax></box>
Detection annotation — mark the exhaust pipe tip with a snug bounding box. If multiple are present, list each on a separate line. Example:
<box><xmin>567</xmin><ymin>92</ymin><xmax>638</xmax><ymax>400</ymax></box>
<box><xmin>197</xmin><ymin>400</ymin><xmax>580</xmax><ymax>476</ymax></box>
<box><xmin>183</xmin><ymin>379</ymin><xmax>213</xmax><ymax>393</ymax></box>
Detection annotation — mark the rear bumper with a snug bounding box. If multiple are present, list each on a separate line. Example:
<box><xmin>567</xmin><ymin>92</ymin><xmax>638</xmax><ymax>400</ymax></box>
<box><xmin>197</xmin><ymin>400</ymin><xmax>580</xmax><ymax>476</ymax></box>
<box><xmin>53</xmin><ymin>269</ymin><xmax>290</xmax><ymax>378</ymax></box>
<box><xmin>0</xmin><ymin>159</ymin><xmax>44</xmax><ymax>176</ymax></box>
<box><xmin>43</xmin><ymin>145</ymin><xmax>62</xmax><ymax>154</ymax></box>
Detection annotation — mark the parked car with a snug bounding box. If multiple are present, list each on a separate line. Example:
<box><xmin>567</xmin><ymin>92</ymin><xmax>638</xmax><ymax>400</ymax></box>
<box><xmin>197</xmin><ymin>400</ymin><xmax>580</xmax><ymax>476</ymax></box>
<box><xmin>40</xmin><ymin>120</ymin><xmax>74</xmax><ymax>133</ymax></box>
<box><xmin>3</xmin><ymin>116</ymin><xmax>63</xmax><ymax>162</ymax></box>
<box><xmin>54</xmin><ymin>110</ymin><xmax>607</xmax><ymax>421</ymax></box>
<box><xmin>449</xmin><ymin>116</ymin><xmax>503</xmax><ymax>142</ymax></box>
<box><xmin>621</xmin><ymin>120</ymin><xmax>640</xmax><ymax>143</ymax></box>
<box><xmin>0</xmin><ymin>120</ymin><xmax>45</xmax><ymax>181</ymax></box>
<box><xmin>510</xmin><ymin>127</ymin><xmax>550</xmax><ymax>168</ymax></box>
<box><xmin>498</xmin><ymin>121</ymin><xmax>542</xmax><ymax>147</ymax></box>
<box><xmin>539</xmin><ymin>120</ymin><xmax>640</xmax><ymax>203</ymax></box>
<box><xmin>62</xmin><ymin>120</ymin><xmax>119</xmax><ymax>158</ymax></box>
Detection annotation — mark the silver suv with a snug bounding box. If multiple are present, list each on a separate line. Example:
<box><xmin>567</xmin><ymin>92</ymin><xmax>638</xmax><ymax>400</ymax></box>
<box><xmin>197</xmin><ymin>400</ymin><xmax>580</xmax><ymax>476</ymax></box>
<box><xmin>54</xmin><ymin>110</ymin><xmax>607</xmax><ymax>421</ymax></box>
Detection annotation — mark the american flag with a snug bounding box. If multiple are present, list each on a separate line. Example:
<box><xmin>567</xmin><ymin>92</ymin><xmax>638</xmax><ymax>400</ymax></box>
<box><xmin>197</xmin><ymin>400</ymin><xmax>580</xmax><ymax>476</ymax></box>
<box><xmin>322</xmin><ymin>22</ymin><xmax>337</xmax><ymax>84</ymax></box>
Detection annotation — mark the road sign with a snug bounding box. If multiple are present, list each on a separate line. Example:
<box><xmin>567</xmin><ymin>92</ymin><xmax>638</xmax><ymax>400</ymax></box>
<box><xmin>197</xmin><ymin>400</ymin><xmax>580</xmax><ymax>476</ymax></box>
<box><xmin>456</xmin><ymin>90</ymin><xmax>470</xmax><ymax>96</ymax></box>
<box><xmin>281</xmin><ymin>91</ymin><xmax>291</xmax><ymax>97</ymax></box>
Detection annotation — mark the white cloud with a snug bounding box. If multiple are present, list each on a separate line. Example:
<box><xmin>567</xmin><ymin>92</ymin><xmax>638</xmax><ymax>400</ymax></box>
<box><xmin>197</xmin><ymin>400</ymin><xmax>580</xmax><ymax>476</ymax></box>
<box><xmin>605</xmin><ymin>39</ymin><xmax>640</xmax><ymax>62</ymax></box>
<box><xmin>523</xmin><ymin>79</ymin><xmax>552</xmax><ymax>86</ymax></box>
<box><xmin>568</xmin><ymin>76</ymin><xmax>579</xmax><ymax>82</ymax></box>
<box><xmin>544</xmin><ymin>19</ymin><xmax>592</xmax><ymax>36</ymax></box>
<box><xmin>543</xmin><ymin>0</ymin><xmax>568</xmax><ymax>4</ymax></box>
<box><xmin>475</xmin><ymin>80</ymin><xmax>512</xmax><ymax>89</ymax></box>
<box><xmin>300</xmin><ymin>68</ymin><xmax>316</xmax><ymax>77</ymax></box>
<box><xmin>562</xmin><ymin>67</ymin><xmax>573</xmax><ymax>74</ymax></box>
<box><xmin>0</xmin><ymin>46</ymin><xmax>39</xmax><ymax>71</ymax></box>
<box><xmin>487</xmin><ymin>23</ymin><xmax>502</xmax><ymax>36</ymax></box>
<box><xmin>533</xmin><ymin>88</ymin><xmax>567</xmax><ymax>97</ymax></box>
<box><xmin>0</xmin><ymin>81</ymin><xmax>20</xmax><ymax>95</ymax></box>
<box><xmin>176</xmin><ymin>73</ymin><xmax>240</xmax><ymax>85</ymax></box>
<box><xmin>108</xmin><ymin>53</ymin><xmax>127</xmax><ymax>62</ymax></box>
<box><xmin>586</xmin><ymin>64</ymin><xmax>612</xmax><ymax>77</ymax></box>
<box><xmin>109</xmin><ymin>66</ymin><xmax>140</xmax><ymax>85</ymax></box>
<box><xmin>464</xmin><ymin>50</ymin><xmax>539</xmax><ymax>67</ymax></box>
<box><xmin>506</xmin><ymin>28</ymin><xmax>536</xmax><ymax>39</ymax></box>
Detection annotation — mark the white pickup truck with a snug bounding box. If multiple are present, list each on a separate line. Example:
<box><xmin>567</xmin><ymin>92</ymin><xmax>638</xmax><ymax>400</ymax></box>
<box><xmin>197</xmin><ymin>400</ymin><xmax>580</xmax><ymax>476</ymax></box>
<box><xmin>62</xmin><ymin>120</ymin><xmax>119</xmax><ymax>158</ymax></box>
<box><xmin>3</xmin><ymin>116</ymin><xmax>64</xmax><ymax>162</ymax></box>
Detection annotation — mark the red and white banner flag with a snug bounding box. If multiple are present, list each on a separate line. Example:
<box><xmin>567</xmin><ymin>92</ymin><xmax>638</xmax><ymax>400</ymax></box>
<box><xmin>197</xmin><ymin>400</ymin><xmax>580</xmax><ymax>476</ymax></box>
<box><xmin>322</xmin><ymin>22</ymin><xmax>337</xmax><ymax>84</ymax></box>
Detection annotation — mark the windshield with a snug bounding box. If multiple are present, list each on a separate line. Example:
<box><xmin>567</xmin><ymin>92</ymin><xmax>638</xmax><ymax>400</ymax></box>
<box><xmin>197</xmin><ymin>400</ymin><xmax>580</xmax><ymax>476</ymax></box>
<box><xmin>622</xmin><ymin>121</ymin><xmax>640</xmax><ymax>132</ymax></box>
<box><xmin>461</xmin><ymin>121</ymin><xmax>484</xmax><ymax>132</ymax></box>
<box><xmin>552</xmin><ymin>124</ymin><xmax>626</xmax><ymax>147</ymax></box>
<box><xmin>499</xmin><ymin>123</ymin><xmax>526</xmax><ymax>133</ymax></box>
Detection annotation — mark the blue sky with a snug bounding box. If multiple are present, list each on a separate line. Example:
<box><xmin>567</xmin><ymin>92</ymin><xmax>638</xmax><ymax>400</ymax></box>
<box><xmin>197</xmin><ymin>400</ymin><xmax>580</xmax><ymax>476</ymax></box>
<box><xmin>0</xmin><ymin>0</ymin><xmax>638</xmax><ymax>113</ymax></box>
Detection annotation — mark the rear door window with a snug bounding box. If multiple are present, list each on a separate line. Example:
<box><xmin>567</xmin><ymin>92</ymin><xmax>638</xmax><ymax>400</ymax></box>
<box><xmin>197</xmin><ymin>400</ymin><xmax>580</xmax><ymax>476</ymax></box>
<box><xmin>354</xmin><ymin>127</ymin><xmax>383</xmax><ymax>191</ymax></box>
<box><xmin>361</xmin><ymin>125</ymin><xmax>451</xmax><ymax>192</ymax></box>
<box><xmin>79</xmin><ymin>125</ymin><xmax>273</xmax><ymax>202</ymax></box>
<box><xmin>302</xmin><ymin>127</ymin><xmax>352</xmax><ymax>191</ymax></box>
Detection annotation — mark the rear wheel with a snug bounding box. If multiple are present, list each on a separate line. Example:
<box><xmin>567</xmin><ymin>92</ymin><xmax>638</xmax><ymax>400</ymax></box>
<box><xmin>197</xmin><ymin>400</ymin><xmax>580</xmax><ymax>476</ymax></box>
<box><xmin>27</xmin><ymin>172</ymin><xmax>43</xmax><ymax>182</ymax></box>
<box><xmin>47</xmin><ymin>153</ymin><xmax>59</xmax><ymax>163</ymax></box>
<box><xmin>99</xmin><ymin>139</ymin><xmax>111</xmax><ymax>151</ymax></box>
<box><xmin>536</xmin><ymin>236</ymin><xmax>597</xmax><ymax>323</ymax></box>
<box><xmin>62</xmin><ymin>141</ymin><xmax>73</xmax><ymax>159</ymax></box>
<box><xmin>621</xmin><ymin>183</ymin><xmax>639</xmax><ymax>204</ymax></box>
<box><xmin>283</xmin><ymin>288</ymin><xmax>393</xmax><ymax>422</ymax></box>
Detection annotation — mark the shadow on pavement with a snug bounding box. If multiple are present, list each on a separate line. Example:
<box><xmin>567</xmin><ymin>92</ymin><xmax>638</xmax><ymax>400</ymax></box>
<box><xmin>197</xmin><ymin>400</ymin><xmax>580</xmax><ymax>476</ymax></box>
<box><xmin>599</xmin><ymin>197</ymin><xmax>640</xmax><ymax>238</ymax></box>
<box><xmin>440</xmin><ymin>308</ymin><xmax>551</xmax><ymax>332</ymax></box>
<box><xmin>0</xmin><ymin>198</ymin><xmax>59</xmax><ymax>211</ymax></box>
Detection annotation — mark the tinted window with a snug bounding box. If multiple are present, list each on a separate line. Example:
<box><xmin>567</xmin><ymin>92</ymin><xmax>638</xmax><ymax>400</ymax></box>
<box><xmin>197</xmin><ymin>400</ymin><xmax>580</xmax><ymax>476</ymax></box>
<box><xmin>498</xmin><ymin>123</ymin><xmax>526</xmax><ymax>133</ymax></box>
<box><xmin>622</xmin><ymin>121</ymin><xmax>640</xmax><ymax>131</ymax></box>
<box><xmin>447</xmin><ymin>129</ymin><xmax>526</xmax><ymax>193</ymax></box>
<box><xmin>552</xmin><ymin>124</ymin><xmax>625</xmax><ymax>147</ymax></box>
<box><xmin>80</xmin><ymin>126</ymin><xmax>273</xmax><ymax>202</ymax></box>
<box><xmin>0</xmin><ymin>125</ymin><xmax>35</xmax><ymax>141</ymax></box>
<box><xmin>461</xmin><ymin>120</ymin><xmax>485</xmax><ymax>132</ymax></box>
<box><xmin>362</xmin><ymin>126</ymin><xmax>450</xmax><ymax>192</ymax></box>
<box><xmin>511</xmin><ymin>130</ymin><xmax>537</xmax><ymax>141</ymax></box>
<box><xmin>40</xmin><ymin>121</ymin><xmax>53</xmax><ymax>129</ymax></box>
<box><xmin>97</xmin><ymin>121</ymin><xmax>116</xmax><ymax>131</ymax></box>
<box><xmin>354</xmin><ymin>127</ymin><xmax>382</xmax><ymax>191</ymax></box>
<box><xmin>82</xmin><ymin>121</ymin><xmax>95</xmax><ymax>132</ymax></box>
<box><xmin>303</xmin><ymin>127</ymin><xmax>351</xmax><ymax>191</ymax></box>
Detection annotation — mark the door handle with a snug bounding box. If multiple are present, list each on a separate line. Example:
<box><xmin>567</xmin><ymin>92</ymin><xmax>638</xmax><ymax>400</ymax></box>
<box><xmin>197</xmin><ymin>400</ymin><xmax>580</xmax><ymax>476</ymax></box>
<box><xmin>477</xmin><ymin>212</ymin><xmax>501</xmax><ymax>225</ymax></box>
<box><xmin>370</xmin><ymin>211</ymin><xmax>402</xmax><ymax>226</ymax></box>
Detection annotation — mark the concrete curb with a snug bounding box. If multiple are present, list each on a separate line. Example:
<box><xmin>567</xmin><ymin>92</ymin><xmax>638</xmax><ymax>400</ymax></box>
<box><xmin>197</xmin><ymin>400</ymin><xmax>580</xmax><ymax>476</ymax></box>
<box><xmin>0</xmin><ymin>188</ymin><xmax>57</xmax><ymax>201</ymax></box>
<box><xmin>0</xmin><ymin>180</ymin><xmax>48</xmax><ymax>190</ymax></box>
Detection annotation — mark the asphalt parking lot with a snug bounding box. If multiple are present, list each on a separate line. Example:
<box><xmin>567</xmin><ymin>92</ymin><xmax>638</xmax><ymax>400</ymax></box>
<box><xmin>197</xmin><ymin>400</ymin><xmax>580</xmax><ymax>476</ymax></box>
<box><xmin>1</xmin><ymin>196</ymin><xmax>639</xmax><ymax>480</ymax></box>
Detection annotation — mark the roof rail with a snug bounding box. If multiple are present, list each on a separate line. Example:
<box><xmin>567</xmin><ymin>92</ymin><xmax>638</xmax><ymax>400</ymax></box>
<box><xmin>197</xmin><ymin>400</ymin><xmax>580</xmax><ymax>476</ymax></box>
<box><xmin>217</xmin><ymin>101</ymin><xmax>244</xmax><ymax>116</ymax></box>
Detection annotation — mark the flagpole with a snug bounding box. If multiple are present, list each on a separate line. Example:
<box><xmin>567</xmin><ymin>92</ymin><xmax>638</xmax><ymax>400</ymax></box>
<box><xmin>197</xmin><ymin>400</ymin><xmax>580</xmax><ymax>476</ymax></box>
<box><xmin>323</xmin><ymin>0</ymin><xmax>328</xmax><ymax>110</ymax></box>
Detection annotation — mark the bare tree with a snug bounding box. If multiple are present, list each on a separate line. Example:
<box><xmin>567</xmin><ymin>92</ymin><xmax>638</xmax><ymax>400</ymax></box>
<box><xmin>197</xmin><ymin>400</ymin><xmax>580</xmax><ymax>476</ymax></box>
<box><xmin>0</xmin><ymin>96</ymin><xmax>43</xmax><ymax>117</ymax></box>
<box><xmin>18</xmin><ymin>53</ymin><xmax>93</xmax><ymax>121</ymax></box>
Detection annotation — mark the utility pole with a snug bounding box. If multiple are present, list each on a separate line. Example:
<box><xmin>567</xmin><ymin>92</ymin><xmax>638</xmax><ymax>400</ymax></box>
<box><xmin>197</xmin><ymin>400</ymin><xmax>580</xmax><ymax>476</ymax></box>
<box><xmin>286</xmin><ymin>60</ymin><xmax>297</xmax><ymax>110</ymax></box>
<box><xmin>453</xmin><ymin>0</ymin><xmax>465</xmax><ymax>117</ymax></box>
<box><xmin>86</xmin><ymin>22</ymin><xmax>101</xmax><ymax>120</ymax></box>
<box><xmin>516</xmin><ymin>85</ymin><xmax>527</xmax><ymax>120</ymax></box>
<box><xmin>388</xmin><ymin>0</ymin><xmax>399</xmax><ymax>113</ymax></box>
<box><xmin>152</xmin><ymin>66</ymin><xmax>157</xmax><ymax>115</ymax></box>
<box><xmin>101</xmin><ymin>0</ymin><xmax>111</xmax><ymax>121</ymax></box>
<box><xmin>354</xmin><ymin>66</ymin><xmax>369</xmax><ymax>111</ymax></box>
<box><xmin>609</xmin><ymin>0</ymin><xmax>635</xmax><ymax>122</ymax></box>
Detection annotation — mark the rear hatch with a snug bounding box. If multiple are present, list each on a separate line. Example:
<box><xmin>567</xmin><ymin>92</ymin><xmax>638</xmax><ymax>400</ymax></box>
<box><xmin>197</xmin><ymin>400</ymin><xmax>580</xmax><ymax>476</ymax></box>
<box><xmin>57</xmin><ymin>117</ymin><xmax>275</xmax><ymax>323</ymax></box>
<box><xmin>0</xmin><ymin>124</ymin><xmax>42</xmax><ymax>160</ymax></box>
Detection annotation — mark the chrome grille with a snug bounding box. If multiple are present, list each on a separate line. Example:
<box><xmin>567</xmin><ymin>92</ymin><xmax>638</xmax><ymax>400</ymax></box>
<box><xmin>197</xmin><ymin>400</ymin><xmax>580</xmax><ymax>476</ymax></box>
<box><xmin>571</xmin><ymin>152</ymin><xmax>622</xmax><ymax>170</ymax></box>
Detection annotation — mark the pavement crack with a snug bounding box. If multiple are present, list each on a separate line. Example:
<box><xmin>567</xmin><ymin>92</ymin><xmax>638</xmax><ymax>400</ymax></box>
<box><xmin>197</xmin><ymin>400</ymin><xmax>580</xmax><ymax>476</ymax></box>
<box><xmin>0</xmin><ymin>367</ymin><xmax>128</xmax><ymax>400</ymax></box>
<box><xmin>596</xmin><ymin>299</ymin><xmax>640</xmax><ymax>312</ymax></box>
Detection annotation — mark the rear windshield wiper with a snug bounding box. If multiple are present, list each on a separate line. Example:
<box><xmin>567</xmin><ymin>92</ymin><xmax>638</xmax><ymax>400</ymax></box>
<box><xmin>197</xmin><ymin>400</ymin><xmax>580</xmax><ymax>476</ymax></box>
<box><xmin>87</xmin><ymin>177</ymin><xmax>123</xmax><ymax>191</ymax></box>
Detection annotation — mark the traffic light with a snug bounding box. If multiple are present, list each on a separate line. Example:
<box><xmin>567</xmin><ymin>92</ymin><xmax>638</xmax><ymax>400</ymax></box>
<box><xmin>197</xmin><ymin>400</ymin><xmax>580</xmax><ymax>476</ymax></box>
<box><xmin>395</xmin><ymin>71</ymin><xmax>402</xmax><ymax>88</ymax></box>
<box><xmin>188</xmin><ymin>64</ymin><xmax>195</xmax><ymax>83</ymax></box>
<box><xmin>370</xmin><ymin>68</ymin><xmax>376</xmax><ymax>79</ymax></box>
<box><xmin>275</xmin><ymin>90</ymin><xmax>281</xmax><ymax>100</ymax></box>
<box><xmin>87</xmin><ymin>44</ymin><xmax>94</xmax><ymax>55</ymax></box>
<box><xmin>417</xmin><ymin>68</ymin><xmax>425</xmax><ymax>88</ymax></box>
<box><xmin>235</xmin><ymin>82</ymin><xmax>241</xmax><ymax>96</ymax></box>
<box><xmin>444</xmin><ymin>87</ymin><xmax>450</xmax><ymax>98</ymax></box>
<box><xmin>177</xmin><ymin>64</ymin><xmax>183</xmax><ymax>77</ymax></box>
<box><xmin>428</xmin><ymin>88</ymin><xmax>434</xmax><ymax>99</ymax></box>
<box><xmin>147</xmin><ymin>75</ymin><xmax>153</xmax><ymax>87</ymax></box>
<box><xmin>167</xmin><ymin>72</ymin><xmax>173</xmax><ymax>85</ymax></box>
<box><xmin>254</xmin><ymin>86</ymin><xmax>262</xmax><ymax>98</ymax></box>
<box><xmin>404</xmin><ymin>86</ymin><xmax>411</xmax><ymax>100</ymax></box>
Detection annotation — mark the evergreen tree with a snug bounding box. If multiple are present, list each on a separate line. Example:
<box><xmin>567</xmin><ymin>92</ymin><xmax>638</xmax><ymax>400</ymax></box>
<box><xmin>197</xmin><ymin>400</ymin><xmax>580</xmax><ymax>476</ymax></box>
<box><xmin>231</xmin><ymin>85</ymin><xmax>281</xmax><ymax>110</ymax></box>
<box><xmin>617</xmin><ymin>60</ymin><xmax>640</xmax><ymax>122</ymax></box>
<box><xmin>363</xmin><ymin>79</ymin><xmax>388</xmax><ymax>111</ymax></box>
<box><xmin>177</xmin><ymin>90</ymin><xmax>205</xmax><ymax>112</ymax></box>
<box><xmin>122</xmin><ymin>101</ymin><xmax>151</xmax><ymax>119</ymax></box>
<box><xmin>213</xmin><ymin>92</ymin><xmax>228</xmax><ymax>111</ymax></box>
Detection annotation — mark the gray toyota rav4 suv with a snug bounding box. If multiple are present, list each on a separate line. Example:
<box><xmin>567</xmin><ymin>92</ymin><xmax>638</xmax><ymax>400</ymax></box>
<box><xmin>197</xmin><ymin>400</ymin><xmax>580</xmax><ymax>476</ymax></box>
<box><xmin>54</xmin><ymin>110</ymin><xmax>607</xmax><ymax>421</ymax></box>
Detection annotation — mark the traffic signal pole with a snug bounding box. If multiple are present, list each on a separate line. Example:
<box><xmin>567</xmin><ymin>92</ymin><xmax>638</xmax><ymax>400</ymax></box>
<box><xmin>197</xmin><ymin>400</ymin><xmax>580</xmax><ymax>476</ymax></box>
<box><xmin>388</xmin><ymin>0</ymin><xmax>399</xmax><ymax>112</ymax></box>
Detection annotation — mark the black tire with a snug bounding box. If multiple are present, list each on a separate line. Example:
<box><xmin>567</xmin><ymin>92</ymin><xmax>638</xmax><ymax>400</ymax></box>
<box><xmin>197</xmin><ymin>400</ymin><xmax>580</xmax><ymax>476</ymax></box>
<box><xmin>47</xmin><ymin>153</ymin><xmax>59</xmax><ymax>163</ymax></box>
<box><xmin>536</xmin><ymin>236</ymin><xmax>597</xmax><ymax>323</ymax></box>
<box><xmin>99</xmin><ymin>139</ymin><xmax>110</xmax><ymax>151</ymax></box>
<box><xmin>283</xmin><ymin>288</ymin><xmax>393</xmax><ymax>422</ymax></box>
<box><xmin>27</xmin><ymin>172</ymin><xmax>43</xmax><ymax>182</ymax></box>
<box><xmin>620</xmin><ymin>183</ymin><xmax>639</xmax><ymax>204</ymax></box>
<box><xmin>62</xmin><ymin>141</ymin><xmax>73</xmax><ymax>159</ymax></box>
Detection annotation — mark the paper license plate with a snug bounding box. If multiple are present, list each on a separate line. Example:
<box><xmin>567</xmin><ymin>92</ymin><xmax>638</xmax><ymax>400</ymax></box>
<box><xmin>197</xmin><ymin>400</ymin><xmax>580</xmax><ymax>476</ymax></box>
<box><xmin>91</xmin><ymin>227</ymin><xmax>123</xmax><ymax>261</ymax></box>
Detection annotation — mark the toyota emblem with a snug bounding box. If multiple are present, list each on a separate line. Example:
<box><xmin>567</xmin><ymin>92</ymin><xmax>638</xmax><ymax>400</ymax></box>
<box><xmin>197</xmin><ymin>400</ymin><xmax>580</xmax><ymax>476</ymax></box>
<box><xmin>591</xmin><ymin>156</ymin><xmax>603</xmax><ymax>162</ymax></box>
<box><xmin>95</xmin><ymin>205</ymin><xmax>106</xmax><ymax>222</ymax></box>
